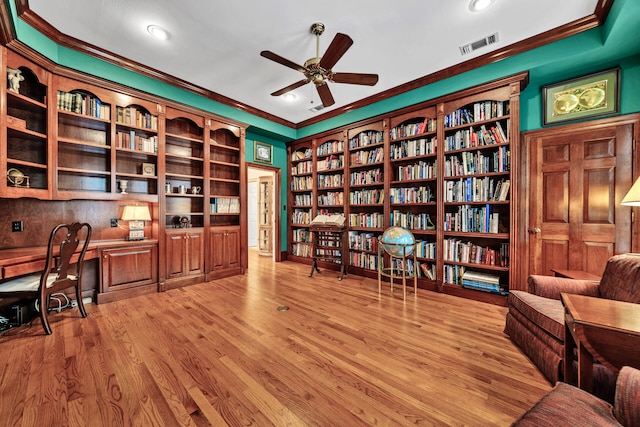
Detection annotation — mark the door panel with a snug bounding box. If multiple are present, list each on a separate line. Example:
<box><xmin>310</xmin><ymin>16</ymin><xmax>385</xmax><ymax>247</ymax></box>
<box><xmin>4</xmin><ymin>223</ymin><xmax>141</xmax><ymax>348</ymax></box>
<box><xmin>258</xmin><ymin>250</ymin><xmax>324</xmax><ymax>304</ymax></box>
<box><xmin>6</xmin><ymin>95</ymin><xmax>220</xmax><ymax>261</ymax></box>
<box><xmin>528</xmin><ymin>122</ymin><xmax>633</xmax><ymax>279</ymax></box>
<box><xmin>166</xmin><ymin>233</ymin><xmax>185</xmax><ymax>278</ymax></box>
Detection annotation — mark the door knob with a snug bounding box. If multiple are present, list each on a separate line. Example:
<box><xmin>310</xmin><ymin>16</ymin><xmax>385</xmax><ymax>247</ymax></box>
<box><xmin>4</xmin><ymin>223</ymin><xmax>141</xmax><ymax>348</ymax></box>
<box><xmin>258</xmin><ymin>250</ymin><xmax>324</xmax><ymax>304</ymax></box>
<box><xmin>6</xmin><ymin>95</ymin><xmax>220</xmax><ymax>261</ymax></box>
<box><xmin>528</xmin><ymin>227</ymin><xmax>541</xmax><ymax>234</ymax></box>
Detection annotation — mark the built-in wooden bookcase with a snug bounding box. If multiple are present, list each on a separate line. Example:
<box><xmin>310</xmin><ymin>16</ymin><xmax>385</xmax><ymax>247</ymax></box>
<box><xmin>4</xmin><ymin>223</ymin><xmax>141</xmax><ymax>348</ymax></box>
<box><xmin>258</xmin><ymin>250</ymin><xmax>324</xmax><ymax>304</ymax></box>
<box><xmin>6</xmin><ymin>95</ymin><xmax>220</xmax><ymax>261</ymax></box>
<box><xmin>440</xmin><ymin>86</ymin><xmax>514</xmax><ymax>297</ymax></box>
<box><xmin>288</xmin><ymin>140</ymin><xmax>314</xmax><ymax>260</ymax></box>
<box><xmin>209</xmin><ymin>121</ymin><xmax>241</xmax><ymax>227</ymax></box>
<box><xmin>388</xmin><ymin>106</ymin><xmax>438</xmax><ymax>282</ymax></box>
<box><xmin>346</xmin><ymin>121</ymin><xmax>385</xmax><ymax>273</ymax></box>
<box><xmin>1</xmin><ymin>49</ymin><xmax>51</xmax><ymax>198</ymax></box>
<box><xmin>316</xmin><ymin>131</ymin><xmax>346</xmax><ymax>217</ymax></box>
<box><xmin>287</xmin><ymin>74</ymin><xmax>526</xmax><ymax>304</ymax></box>
<box><xmin>164</xmin><ymin>108</ymin><xmax>205</xmax><ymax>228</ymax></box>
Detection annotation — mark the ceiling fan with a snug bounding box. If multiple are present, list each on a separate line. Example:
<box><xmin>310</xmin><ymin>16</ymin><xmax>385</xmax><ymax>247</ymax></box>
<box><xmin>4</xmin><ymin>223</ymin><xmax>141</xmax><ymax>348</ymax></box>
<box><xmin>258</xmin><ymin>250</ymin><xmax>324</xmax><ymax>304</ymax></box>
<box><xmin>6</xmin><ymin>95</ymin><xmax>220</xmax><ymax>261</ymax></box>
<box><xmin>260</xmin><ymin>22</ymin><xmax>379</xmax><ymax>107</ymax></box>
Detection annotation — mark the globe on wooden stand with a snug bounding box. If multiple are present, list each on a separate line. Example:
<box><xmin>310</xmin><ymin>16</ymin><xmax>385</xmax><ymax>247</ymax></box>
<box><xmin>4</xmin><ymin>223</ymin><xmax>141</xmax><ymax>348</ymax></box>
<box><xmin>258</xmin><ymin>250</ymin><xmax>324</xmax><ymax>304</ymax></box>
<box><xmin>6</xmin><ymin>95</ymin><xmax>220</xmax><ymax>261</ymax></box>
<box><xmin>378</xmin><ymin>226</ymin><xmax>417</xmax><ymax>300</ymax></box>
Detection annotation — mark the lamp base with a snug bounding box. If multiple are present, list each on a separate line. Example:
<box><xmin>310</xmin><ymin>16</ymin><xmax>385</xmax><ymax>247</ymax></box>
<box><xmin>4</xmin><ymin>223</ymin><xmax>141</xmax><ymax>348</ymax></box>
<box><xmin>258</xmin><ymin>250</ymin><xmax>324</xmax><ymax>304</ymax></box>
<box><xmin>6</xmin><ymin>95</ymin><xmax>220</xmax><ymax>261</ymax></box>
<box><xmin>127</xmin><ymin>229</ymin><xmax>145</xmax><ymax>240</ymax></box>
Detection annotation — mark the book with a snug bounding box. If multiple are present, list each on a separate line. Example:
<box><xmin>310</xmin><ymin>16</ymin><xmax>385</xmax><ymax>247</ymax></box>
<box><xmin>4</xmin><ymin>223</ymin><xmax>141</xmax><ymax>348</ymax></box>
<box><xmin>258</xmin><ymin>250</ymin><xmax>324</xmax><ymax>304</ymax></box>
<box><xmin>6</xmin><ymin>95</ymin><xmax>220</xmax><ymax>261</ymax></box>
<box><xmin>311</xmin><ymin>214</ymin><xmax>346</xmax><ymax>227</ymax></box>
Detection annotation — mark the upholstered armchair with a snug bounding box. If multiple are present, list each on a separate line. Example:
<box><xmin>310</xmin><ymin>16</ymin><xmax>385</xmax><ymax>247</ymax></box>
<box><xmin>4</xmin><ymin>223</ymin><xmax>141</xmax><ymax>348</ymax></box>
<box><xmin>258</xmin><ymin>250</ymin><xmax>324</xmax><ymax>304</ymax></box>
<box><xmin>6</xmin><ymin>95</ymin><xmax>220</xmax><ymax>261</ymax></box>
<box><xmin>504</xmin><ymin>253</ymin><xmax>640</xmax><ymax>401</ymax></box>
<box><xmin>512</xmin><ymin>365</ymin><xmax>640</xmax><ymax>426</ymax></box>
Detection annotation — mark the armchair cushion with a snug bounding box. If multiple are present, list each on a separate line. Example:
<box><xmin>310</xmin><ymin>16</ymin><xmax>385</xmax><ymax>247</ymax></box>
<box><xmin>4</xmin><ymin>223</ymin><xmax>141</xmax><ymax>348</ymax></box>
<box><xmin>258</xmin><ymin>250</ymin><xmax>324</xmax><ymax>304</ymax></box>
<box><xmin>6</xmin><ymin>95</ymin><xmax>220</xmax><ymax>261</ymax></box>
<box><xmin>508</xmin><ymin>290</ymin><xmax>565</xmax><ymax>340</ymax></box>
<box><xmin>527</xmin><ymin>275</ymin><xmax>600</xmax><ymax>300</ymax></box>
<box><xmin>614</xmin><ymin>366</ymin><xmax>640</xmax><ymax>427</ymax></box>
<box><xmin>599</xmin><ymin>254</ymin><xmax>640</xmax><ymax>303</ymax></box>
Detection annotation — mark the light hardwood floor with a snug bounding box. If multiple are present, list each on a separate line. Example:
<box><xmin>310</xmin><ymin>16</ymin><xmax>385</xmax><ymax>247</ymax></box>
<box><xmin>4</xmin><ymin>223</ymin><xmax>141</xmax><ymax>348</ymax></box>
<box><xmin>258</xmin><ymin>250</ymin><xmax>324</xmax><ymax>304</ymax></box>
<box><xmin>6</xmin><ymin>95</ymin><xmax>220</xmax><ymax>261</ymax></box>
<box><xmin>0</xmin><ymin>249</ymin><xmax>551</xmax><ymax>426</ymax></box>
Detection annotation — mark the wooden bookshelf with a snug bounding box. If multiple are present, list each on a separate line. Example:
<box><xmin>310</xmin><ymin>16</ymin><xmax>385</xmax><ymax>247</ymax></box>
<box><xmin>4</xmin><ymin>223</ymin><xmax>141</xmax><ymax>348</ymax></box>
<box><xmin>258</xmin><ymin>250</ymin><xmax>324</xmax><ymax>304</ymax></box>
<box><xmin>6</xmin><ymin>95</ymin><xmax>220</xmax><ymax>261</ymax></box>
<box><xmin>287</xmin><ymin>74</ymin><xmax>527</xmax><ymax>304</ymax></box>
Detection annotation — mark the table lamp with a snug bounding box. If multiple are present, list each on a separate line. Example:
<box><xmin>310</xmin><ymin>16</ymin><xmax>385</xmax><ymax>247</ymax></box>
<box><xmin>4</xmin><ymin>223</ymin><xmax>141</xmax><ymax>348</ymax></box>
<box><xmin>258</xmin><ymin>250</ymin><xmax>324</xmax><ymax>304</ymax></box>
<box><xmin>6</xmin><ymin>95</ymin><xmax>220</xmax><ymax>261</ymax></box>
<box><xmin>621</xmin><ymin>177</ymin><xmax>640</xmax><ymax>206</ymax></box>
<box><xmin>120</xmin><ymin>205</ymin><xmax>152</xmax><ymax>240</ymax></box>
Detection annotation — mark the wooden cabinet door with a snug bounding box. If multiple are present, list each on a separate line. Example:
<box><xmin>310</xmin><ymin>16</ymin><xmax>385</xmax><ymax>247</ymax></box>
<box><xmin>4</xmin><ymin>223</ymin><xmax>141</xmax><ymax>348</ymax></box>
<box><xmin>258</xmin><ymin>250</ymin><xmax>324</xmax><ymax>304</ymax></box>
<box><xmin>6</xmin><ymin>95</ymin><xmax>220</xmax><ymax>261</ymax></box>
<box><xmin>166</xmin><ymin>233</ymin><xmax>186</xmax><ymax>278</ymax></box>
<box><xmin>225</xmin><ymin>228</ymin><xmax>240</xmax><ymax>269</ymax></box>
<box><xmin>185</xmin><ymin>231</ymin><xmax>204</xmax><ymax>275</ymax></box>
<box><xmin>527</xmin><ymin>119</ymin><xmax>634</xmax><ymax>279</ymax></box>
<box><xmin>210</xmin><ymin>229</ymin><xmax>226</xmax><ymax>271</ymax></box>
<box><xmin>101</xmin><ymin>245</ymin><xmax>158</xmax><ymax>293</ymax></box>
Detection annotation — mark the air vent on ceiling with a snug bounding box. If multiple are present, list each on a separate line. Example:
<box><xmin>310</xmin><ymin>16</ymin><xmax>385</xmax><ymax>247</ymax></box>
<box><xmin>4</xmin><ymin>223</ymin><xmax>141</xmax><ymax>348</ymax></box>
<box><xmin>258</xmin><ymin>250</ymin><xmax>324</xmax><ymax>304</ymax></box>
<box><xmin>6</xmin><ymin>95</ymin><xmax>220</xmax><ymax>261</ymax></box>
<box><xmin>309</xmin><ymin>104</ymin><xmax>325</xmax><ymax>113</ymax></box>
<box><xmin>459</xmin><ymin>33</ymin><xmax>499</xmax><ymax>55</ymax></box>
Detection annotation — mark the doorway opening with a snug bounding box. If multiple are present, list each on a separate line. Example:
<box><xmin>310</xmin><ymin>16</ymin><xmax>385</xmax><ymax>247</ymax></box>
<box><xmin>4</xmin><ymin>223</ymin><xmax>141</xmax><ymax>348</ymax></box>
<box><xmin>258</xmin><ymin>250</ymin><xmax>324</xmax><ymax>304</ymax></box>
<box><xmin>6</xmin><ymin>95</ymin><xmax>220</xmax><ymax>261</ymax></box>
<box><xmin>247</xmin><ymin>164</ymin><xmax>281</xmax><ymax>262</ymax></box>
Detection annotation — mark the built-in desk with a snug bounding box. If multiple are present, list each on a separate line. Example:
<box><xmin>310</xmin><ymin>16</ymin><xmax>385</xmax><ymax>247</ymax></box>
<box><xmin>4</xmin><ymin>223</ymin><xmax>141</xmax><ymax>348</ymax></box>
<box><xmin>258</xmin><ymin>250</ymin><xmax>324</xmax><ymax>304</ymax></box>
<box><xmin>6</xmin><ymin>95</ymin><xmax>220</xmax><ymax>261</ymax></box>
<box><xmin>0</xmin><ymin>239</ymin><xmax>159</xmax><ymax>303</ymax></box>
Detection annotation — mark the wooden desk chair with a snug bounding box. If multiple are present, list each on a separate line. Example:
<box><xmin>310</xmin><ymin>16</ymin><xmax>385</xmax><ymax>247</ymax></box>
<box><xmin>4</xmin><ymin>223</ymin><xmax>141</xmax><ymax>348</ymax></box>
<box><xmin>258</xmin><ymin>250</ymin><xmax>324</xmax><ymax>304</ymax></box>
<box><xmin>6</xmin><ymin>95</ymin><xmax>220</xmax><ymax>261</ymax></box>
<box><xmin>0</xmin><ymin>222</ymin><xmax>92</xmax><ymax>334</ymax></box>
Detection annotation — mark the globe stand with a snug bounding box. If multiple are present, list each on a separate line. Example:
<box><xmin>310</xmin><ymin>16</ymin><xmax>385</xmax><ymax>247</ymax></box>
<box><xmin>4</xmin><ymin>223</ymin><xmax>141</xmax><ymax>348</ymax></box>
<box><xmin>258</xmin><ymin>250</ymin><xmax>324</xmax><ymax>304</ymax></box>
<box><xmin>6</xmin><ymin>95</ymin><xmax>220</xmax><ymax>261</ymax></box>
<box><xmin>378</xmin><ymin>227</ymin><xmax>418</xmax><ymax>300</ymax></box>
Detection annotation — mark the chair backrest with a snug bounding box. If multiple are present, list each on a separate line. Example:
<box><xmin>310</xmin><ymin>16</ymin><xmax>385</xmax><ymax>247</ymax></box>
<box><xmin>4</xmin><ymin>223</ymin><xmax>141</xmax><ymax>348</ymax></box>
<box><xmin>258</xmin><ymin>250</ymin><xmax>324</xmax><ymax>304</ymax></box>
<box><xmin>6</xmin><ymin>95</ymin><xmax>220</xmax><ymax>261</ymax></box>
<box><xmin>598</xmin><ymin>253</ymin><xmax>640</xmax><ymax>303</ymax></box>
<box><xmin>41</xmin><ymin>222</ymin><xmax>92</xmax><ymax>288</ymax></box>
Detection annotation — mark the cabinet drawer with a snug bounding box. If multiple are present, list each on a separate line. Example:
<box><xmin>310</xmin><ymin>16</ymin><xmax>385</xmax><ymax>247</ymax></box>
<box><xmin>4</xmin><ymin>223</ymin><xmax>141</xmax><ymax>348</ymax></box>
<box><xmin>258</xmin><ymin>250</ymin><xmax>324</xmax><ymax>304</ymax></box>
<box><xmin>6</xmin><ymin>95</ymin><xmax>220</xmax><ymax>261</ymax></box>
<box><xmin>3</xmin><ymin>259</ymin><xmax>46</xmax><ymax>279</ymax></box>
<box><xmin>101</xmin><ymin>244</ymin><xmax>158</xmax><ymax>293</ymax></box>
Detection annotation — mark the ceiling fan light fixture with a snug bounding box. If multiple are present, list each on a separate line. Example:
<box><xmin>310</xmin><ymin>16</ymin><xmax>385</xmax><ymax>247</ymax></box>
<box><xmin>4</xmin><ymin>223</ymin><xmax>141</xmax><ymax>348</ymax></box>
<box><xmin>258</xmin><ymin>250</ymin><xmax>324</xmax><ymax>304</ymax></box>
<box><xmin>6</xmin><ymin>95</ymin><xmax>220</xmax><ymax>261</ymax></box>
<box><xmin>282</xmin><ymin>93</ymin><xmax>298</xmax><ymax>102</ymax></box>
<box><xmin>469</xmin><ymin>0</ymin><xmax>495</xmax><ymax>12</ymax></box>
<box><xmin>147</xmin><ymin>25</ymin><xmax>170</xmax><ymax>40</ymax></box>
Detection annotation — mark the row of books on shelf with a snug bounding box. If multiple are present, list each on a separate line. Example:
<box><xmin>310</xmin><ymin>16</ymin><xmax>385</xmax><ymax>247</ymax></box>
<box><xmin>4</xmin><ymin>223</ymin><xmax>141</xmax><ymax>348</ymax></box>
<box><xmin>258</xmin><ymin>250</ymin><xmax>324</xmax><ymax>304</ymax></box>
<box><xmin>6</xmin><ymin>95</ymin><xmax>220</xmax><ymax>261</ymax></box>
<box><xmin>461</xmin><ymin>270</ymin><xmax>507</xmax><ymax>295</ymax></box>
<box><xmin>390</xmin><ymin>211</ymin><xmax>436</xmax><ymax>231</ymax></box>
<box><xmin>291</xmin><ymin>175</ymin><xmax>313</xmax><ymax>191</ymax></box>
<box><xmin>292</xmin><ymin>209</ymin><xmax>311</xmax><ymax>225</ymax></box>
<box><xmin>292</xmin><ymin>161</ymin><xmax>313</xmax><ymax>175</ymax></box>
<box><xmin>390</xmin><ymin>137</ymin><xmax>437</xmax><ymax>159</ymax></box>
<box><xmin>210</xmin><ymin>197</ymin><xmax>240</xmax><ymax>213</ymax></box>
<box><xmin>350</xmin><ymin>147</ymin><xmax>384</xmax><ymax>166</ymax></box>
<box><xmin>348</xmin><ymin>212</ymin><xmax>384</xmax><ymax>228</ymax></box>
<box><xmin>317</xmin><ymin>140</ymin><xmax>344</xmax><ymax>156</ymax></box>
<box><xmin>389</xmin><ymin>186</ymin><xmax>434</xmax><ymax>204</ymax></box>
<box><xmin>444</xmin><ymin>205</ymin><xmax>502</xmax><ymax>233</ymax></box>
<box><xmin>350</xmin><ymin>188</ymin><xmax>384</xmax><ymax>204</ymax></box>
<box><xmin>444</xmin><ymin>146</ymin><xmax>510</xmax><ymax>176</ymax></box>
<box><xmin>386</xmin><ymin>259</ymin><xmax>437</xmax><ymax>280</ymax></box>
<box><xmin>114</xmin><ymin>132</ymin><xmax>158</xmax><ymax>153</ymax></box>
<box><xmin>318</xmin><ymin>174</ymin><xmax>344</xmax><ymax>189</ymax></box>
<box><xmin>414</xmin><ymin>240</ymin><xmax>436</xmax><ymax>260</ymax></box>
<box><xmin>292</xmin><ymin>229</ymin><xmax>311</xmax><ymax>243</ymax></box>
<box><xmin>314</xmin><ymin>249</ymin><xmax>342</xmax><ymax>261</ymax></box>
<box><xmin>443</xmin><ymin>239</ymin><xmax>509</xmax><ymax>267</ymax></box>
<box><xmin>291</xmin><ymin>242</ymin><xmax>312</xmax><ymax>257</ymax></box>
<box><xmin>389</xmin><ymin>118</ymin><xmax>437</xmax><ymax>140</ymax></box>
<box><xmin>348</xmin><ymin>232</ymin><xmax>377</xmax><ymax>252</ymax></box>
<box><xmin>292</xmin><ymin>148</ymin><xmax>313</xmax><ymax>161</ymax></box>
<box><xmin>394</xmin><ymin>161</ymin><xmax>436</xmax><ymax>182</ymax></box>
<box><xmin>57</xmin><ymin>90</ymin><xmax>110</xmax><ymax>119</ymax></box>
<box><xmin>348</xmin><ymin>131</ymin><xmax>384</xmax><ymax>149</ymax></box>
<box><xmin>444</xmin><ymin>101</ymin><xmax>509</xmax><ymax>128</ymax></box>
<box><xmin>350</xmin><ymin>168</ymin><xmax>382</xmax><ymax>186</ymax></box>
<box><xmin>444</xmin><ymin>178</ymin><xmax>510</xmax><ymax>203</ymax></box>
<box><xmin>318</xmin><ymin>192</ymin><xmax>344</xmax><ymax>206</ymax></box>
<box><xmin>317</xmin><ymin>154</ymin><xmax>344</xmax><ymax>171</ymax></box>
<box><xmin>115</xmin><ymin>106</ymin><xmax>158</xmax><ymax>130</ymax></box>
<box><xmin>294</xmin><ymin>194</ymin><xmax>312</xmax><ymax>206</ymax></box>
<box><xmin>349</xmin><ymin>252</ymin><xmax>378</xmax><ymax>270</ymax></box>
<box><xmin>444</xmin><ymin>122</ymin><xmax>508</xmax><ymax>151</ymax></box>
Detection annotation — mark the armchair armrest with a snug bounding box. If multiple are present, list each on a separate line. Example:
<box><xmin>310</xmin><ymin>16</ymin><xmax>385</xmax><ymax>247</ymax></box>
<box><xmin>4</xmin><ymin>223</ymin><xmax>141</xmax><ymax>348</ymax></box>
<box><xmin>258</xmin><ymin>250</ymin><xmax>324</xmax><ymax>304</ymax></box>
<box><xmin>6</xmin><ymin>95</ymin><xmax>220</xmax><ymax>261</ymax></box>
<box><xmin>614</xmin><ymin>366</ymin><xmax>640</xmax><ymax>426</ymax></box>
<box><xmin>527</xmin><ymin>275</ymin><xmax>600</xmax><ymax>300</ymax></box>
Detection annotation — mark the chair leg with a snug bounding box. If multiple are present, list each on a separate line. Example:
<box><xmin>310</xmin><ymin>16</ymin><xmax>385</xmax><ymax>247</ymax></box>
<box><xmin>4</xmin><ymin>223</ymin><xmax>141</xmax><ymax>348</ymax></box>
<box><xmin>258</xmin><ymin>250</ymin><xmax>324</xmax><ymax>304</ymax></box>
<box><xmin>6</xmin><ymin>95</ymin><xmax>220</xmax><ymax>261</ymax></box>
<box><xmin>75</xmin><ymin>285</ymin><xmax>87</xmax><ymax>318</ymax></box>
<box><xmin>39</xmin><ymin>296</ymin><xmax>52</xmax><ymax>335</ymax></box>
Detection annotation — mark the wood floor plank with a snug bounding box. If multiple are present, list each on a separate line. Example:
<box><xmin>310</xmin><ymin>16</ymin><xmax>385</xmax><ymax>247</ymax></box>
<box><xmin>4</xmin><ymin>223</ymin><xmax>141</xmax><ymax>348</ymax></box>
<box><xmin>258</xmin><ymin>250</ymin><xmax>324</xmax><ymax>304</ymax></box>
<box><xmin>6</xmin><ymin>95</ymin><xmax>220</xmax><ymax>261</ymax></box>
<box><xmin>0</xmin><ymin>249</ymin><xmax>552</xmax><ymax>425</ymax></box>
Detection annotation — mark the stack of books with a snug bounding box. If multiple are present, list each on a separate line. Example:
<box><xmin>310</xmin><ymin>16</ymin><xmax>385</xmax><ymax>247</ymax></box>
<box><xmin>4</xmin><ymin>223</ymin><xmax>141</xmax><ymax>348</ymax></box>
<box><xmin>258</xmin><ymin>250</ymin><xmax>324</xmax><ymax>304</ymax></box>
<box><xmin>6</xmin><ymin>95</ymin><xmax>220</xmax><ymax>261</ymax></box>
<box><xmin>461</xmin><ymin>270</ymin><xmax>506</xmax><ymax>294</ymax></box>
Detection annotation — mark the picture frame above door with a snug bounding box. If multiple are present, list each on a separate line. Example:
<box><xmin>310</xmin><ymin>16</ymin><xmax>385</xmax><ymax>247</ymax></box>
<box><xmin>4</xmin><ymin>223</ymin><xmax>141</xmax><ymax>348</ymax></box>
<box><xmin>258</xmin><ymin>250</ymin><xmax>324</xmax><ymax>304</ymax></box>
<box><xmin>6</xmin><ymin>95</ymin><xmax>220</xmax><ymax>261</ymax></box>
<box><xmin>542</xmin><ymin>68</ymin><xmax>620</xmax><ymax>126</ymax></box>
<box><xmin>254</xmin><ymin>141</ymin><xmax>273</xmax><ymax>164</ymax></box>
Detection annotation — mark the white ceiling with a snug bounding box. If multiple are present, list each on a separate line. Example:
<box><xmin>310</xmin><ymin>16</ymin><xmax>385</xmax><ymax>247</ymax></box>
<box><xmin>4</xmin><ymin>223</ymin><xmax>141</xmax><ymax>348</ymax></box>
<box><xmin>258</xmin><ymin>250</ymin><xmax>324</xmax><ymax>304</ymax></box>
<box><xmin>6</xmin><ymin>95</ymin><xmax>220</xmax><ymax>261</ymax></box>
<box><xmin>27</xmin><ymin>0</ymin><xmax>600</xmax><ymax>125</ymax></box>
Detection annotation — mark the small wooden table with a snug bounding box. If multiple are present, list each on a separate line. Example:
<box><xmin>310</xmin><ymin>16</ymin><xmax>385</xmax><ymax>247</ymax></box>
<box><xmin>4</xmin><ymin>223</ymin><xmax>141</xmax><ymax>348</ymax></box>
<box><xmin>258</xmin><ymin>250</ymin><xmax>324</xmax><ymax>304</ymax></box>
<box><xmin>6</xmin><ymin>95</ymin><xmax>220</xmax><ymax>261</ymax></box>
<box><xmin>561</xmin><ymin>293</ymin><xmax>640</xmax><ymax>392</ymax></box>
<box><xmin>551</xmin><ymin>269</ymin><xmax>601</xmax><ymax>281</ymax></box>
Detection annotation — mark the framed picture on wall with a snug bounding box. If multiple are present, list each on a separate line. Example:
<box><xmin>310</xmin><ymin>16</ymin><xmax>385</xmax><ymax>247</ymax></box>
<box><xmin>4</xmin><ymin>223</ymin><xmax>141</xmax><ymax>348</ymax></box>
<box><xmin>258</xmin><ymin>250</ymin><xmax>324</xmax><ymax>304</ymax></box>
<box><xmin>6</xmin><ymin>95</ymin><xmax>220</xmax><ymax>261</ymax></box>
<box><xmin>254</xmin><ymin>141</ymin><xmax>273</xmax><ymax>164</ymax></box>
<box><xmin>542</xmin><ymin>68</ymin><xmax>620</xmax><ymax>126</ymax></box>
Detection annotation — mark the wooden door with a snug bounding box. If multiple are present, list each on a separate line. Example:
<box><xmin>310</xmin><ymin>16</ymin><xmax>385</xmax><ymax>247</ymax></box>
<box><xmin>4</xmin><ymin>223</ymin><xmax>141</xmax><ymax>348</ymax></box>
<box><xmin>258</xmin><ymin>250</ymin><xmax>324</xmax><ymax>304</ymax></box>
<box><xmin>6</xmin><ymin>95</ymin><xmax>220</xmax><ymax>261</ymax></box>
<box><xmin>166</xmin><ymin>232</ymin><xmax>186</xmax><ymax>278</ymax></box>
<box><xmin>185</xmin><ymin>230</ymin><xmax>204</xmax><ymax>275</ymax></box>
<box><xmin>226</xmin><ymin>228</ymin><xmax>240</xmax><ymax>268</ymax></box>
<box><xmin>101</xmin><ymin>245</ymin><xmax>158</xmax><ymax>293</ymax></box>
<box><xmin>527</xmin><ymin>119</ymin><xmax>635</xmax><ymax>279</ymax></box>
<box><xmin>210</xmin><ymin>229</ymin><xmax>226</xmax><ymax>271</ymax></box>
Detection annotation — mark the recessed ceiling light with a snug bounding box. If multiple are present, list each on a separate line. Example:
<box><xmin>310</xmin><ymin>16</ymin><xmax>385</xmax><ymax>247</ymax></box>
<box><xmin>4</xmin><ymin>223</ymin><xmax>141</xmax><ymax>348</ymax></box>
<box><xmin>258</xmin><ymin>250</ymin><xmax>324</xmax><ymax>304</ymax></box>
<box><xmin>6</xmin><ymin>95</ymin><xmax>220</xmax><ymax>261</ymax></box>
<box><xmin>469</xmin><ymin>0</ymin><xmax>495</xmax><ymax>12</ymax></box>
<box><xmin>147</xmin><ymin>25</ymin><xmax>170</xmax><ymax>40</ymax></box>
<box><xmin>282</xmin><ymin>93</ymin><xmax>298</xmax><ymax>102</ymax></box>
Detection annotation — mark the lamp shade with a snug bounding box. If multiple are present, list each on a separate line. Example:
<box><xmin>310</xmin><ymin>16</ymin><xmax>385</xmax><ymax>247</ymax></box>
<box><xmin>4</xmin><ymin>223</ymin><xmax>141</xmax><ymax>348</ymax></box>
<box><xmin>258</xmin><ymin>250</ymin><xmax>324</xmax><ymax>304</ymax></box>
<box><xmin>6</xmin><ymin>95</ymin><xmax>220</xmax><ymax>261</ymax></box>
<box><xmin>621</xmin><ymin>178</ymin><xmax>640</xmax><ymax>206</ymax></box>
<box><xmin>120</xmin><ymin>205</ymin><xmax>152</xmax><ymax>221</ymax></box>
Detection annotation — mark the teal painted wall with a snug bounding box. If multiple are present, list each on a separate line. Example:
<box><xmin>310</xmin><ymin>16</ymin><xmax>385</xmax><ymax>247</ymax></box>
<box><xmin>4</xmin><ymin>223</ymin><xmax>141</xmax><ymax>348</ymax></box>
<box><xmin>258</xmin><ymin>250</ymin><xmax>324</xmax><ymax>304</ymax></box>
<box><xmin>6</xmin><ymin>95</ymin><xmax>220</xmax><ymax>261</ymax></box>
<box><xmin>6</xmin><ymin>0</ymin><xmax>640</xmax><ymax>255</ymax></box>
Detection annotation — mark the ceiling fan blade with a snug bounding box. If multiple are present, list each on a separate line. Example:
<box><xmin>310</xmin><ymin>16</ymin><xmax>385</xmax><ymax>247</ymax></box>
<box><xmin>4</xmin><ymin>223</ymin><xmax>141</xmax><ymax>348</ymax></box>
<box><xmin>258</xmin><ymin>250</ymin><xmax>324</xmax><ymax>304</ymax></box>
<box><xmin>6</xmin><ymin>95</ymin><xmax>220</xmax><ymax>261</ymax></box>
<box><xmin>332</xmin><ymin>72</ymin><xmax>379</xmax><ymax>86</ymax></box>
<box><xmin>318</xmin><ymin>33</ymin><xmax>353</xmax><ymax>70</ymax></box>
<box><xmin>260</xmin><ymin>50</ymin><xmax>307</xmax><ymax>74</ymax></box>
<box><xmin>271</xmin><ymin>79</ymin><xmax>310</xmax><ymax>96</ymax></box>
<box><xmin>316</xmin><ymin>83</ymin><xmax>335</xmax><ymax>107</ymax></box>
